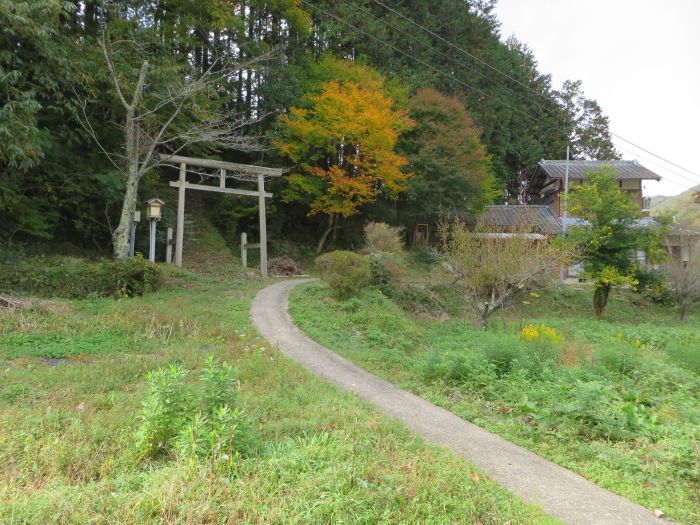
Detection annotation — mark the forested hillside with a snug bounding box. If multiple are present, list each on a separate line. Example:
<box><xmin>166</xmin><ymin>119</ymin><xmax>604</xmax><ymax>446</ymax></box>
<box><xmin>1</xmin><ymin>0</ymin><xmax>618</xmax><ymax>255</ymax></box>
<box><xmin>650</xmin><ymin>185</ymin><xmax>700</xmax><ymax>227</ymax></box>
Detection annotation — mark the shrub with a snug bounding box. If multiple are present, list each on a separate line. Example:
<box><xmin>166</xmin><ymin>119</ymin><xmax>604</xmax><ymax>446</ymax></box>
<box><xmin>480</xmin><ymin>337</ymin><xmax>524</xmax><ymax>377</ymax></box>
<box><xmin>413</xmin><ymin>245</ymin><xmax>440</xmax><ymax>265</ymax></box>
<box><xmin>364</xmin><ymin>222</ymin><xmax>404</xmax><ymax>254</ymax></box>
<box><xmin>633</xmin><ymin>267</ymin><xmax>672</xmax><ymax>304</ymax></box>
<box><xmin>420</xmin><ymin>350</ymin><xmax>502</xmax><ymax>389</ymax></box>
<box><xmin>134</xmin><ymin>363</ymin><xmax>194</xmax><ymax>458</ymax></box>
<box><xmin>135</xmin><ymin>357</ymin><xmax>255</xmax><ymax>462</ymax></box>
<box><xmin>366</xmin><ymin>252</ymin><xmax>404</xmax><ymax>291</ymax></box>
<box><xmin>110</xmin><ymin>255</ymin><xmax>163</xmax><ymax>297</ymax></box>
<box><xmin>0</xmin><ymin>254</ymin><xmax>162</xmax><ymax>299</ymax></box>
<box><xmin>315</xmin><ymin>250</ymin><xmax>371</xmax><ymax>299</ymax></box>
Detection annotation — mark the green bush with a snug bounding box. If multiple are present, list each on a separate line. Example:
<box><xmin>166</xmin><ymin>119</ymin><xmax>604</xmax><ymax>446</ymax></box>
<box><xmin>110</xmin><ymin>255</ymin><xmax>163</xmax><ymax>297</ymax></box>
<box><xmin>134</xmin><ymin>363</ymin><xmax>194</xmax><ymax>458</ymax></box>
<box><xmin>135</xmin><ymin>357</ymin><xmax>256</xmax><ymax>463</ymax></box>
<box><xmin>633</xmin><ymin>267</ymin><xmax>672</xmax><ymax>304</ymax></box>
<box><xmin>412</xmin><ymin>245</ymin><xmax>440</xmax><ymax>265</ymax></box>
<box><xmin>0</xmin><ymin>254</ymin><xmax>162</xmax><ymax>298</ymax></box>
<box><xmin>420</xmin><ymin>351</ymin><xmax>495</xmax><ymax>387</ymax></box>
<box><xmin>366</xmin><ymin>252</ymin><xmax>404</xmax><ymax>292</ymax></box>
<box><xmin>315</xmin><ymin>250</ymin><xmax>371</xmax><ymax>299</ymax></box>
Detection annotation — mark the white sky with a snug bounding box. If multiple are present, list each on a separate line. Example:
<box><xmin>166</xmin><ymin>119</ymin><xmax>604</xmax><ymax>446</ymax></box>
<box><xmin>494</xmin><ymin>0</ymin><xmax>700</xmax><ymax>196</ymax></box>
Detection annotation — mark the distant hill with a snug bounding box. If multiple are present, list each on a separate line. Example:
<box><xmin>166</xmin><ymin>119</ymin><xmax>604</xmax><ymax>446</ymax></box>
<box><xmin>650</xmin><ymin>185</ymin><xmax>700</xmax><ymax>227</ymax></box>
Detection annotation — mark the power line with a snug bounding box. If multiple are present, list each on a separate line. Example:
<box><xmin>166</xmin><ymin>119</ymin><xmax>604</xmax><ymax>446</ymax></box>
<box><xmin>302</xmin><ymin>0</ymin><xmax>700</xmax><ymax>187</ymax></box>
<box><xmin>368</xmin><ymin>0</ymin><xmax>700</xmax><ymax>184</ymax></box>
<box><xmin>300</xmin><ymin>0</ymin><xmax>559</xmax><ymax>129</ymax></box>
<box><xmin>615</xmin><ymin>144</ymin><xmax>699</xmax><ymax>189</ymax></box>
<box><xmin>611</xmin><ymin>136</ymin><xmax>700</xmax><ymax>179</ymax></box>
<box><xmin>334</xmin><ymin>0</ymin><xmax>557</xmax><ymax>119</ymax></box>
<box><xmin>370</xmin><ymin>0</ymin><xmax>552</xmax><ymax>104</ymax></box>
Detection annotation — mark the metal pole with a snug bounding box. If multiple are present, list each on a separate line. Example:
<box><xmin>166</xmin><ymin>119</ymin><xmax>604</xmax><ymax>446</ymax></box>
<box><xmin>562</xmin><ymin>145</ymin><xmax>570</xmax><ymax>233</ymax></box>
<box><xmin>559</xmin><ymin>146</ymin><xmax>570</xmax><ymax>284</ymax></box>
<box><xmin>149</xmin><ymin>219</ymin><xmax>157</xmax><ymax>262</ymax></box>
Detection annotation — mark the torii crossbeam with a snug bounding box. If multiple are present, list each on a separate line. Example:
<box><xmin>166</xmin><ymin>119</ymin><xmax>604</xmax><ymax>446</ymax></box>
<box><xmin>159</xmin><ymin>154</ymin><xmax>284</xmax><ymax>277</ymax></box>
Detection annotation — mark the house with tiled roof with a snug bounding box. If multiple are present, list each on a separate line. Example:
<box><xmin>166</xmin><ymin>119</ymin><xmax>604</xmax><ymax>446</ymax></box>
<box><xmin>527</xmin><ymin>159</ymin><xmax>661</xmax><ymax>216</ymax></box>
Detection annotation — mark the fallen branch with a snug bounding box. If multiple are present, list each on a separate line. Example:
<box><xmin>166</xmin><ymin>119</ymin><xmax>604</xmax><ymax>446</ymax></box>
<box><xmin>0</xmin><ymin>295</ymin><xmax>29</xmax><ymax>309</ymax></box>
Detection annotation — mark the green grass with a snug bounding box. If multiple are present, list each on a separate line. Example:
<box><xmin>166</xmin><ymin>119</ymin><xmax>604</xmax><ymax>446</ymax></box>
<box><xmin>0</xmin><ymin>268</ymin><xmax>558</xmax><ymax>523</ymax></box>
<box><xmin>290</xmin><ymin>281</ymin><xmax>700</xmax><ymax>524</ymax></box>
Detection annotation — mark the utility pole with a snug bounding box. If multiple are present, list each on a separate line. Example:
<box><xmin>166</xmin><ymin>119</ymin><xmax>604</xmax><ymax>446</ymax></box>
<box><xmin>562</xmin><ymin>145</ymin><xmax>570</xmax><ymax>234</ymax></box>
<box><xmin>559</xmin><ymin>146</ymin><xmax>570</xmax><ymax>284</ymax></box>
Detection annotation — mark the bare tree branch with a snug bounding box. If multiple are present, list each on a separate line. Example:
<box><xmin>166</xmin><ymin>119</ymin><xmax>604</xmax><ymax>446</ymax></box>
<box><xmin>74</xmin><ymin>92</ymin><xmax>127</xmax><ymax>175</ymax></box>
<box><xmin>98</xmin><ymin>32</ymin><xmax>130</xmax><ymax>111</ymax></box>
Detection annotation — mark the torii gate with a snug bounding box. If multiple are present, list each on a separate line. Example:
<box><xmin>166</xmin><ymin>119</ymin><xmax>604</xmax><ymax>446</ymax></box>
<box><xmin>159</xmin><ymin>154</ymin><xmax>284</xmax><ymax>278</ymax></box>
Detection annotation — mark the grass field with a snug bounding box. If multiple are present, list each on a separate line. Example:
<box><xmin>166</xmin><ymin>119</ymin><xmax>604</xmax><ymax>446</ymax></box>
<box><xmin>0</xmin><ymin>264</ymin><xmax>559</xmax><ymax>524</ymax></box>
<box><xmin>290</xmin><ymin>281</ymin><xmax>700</xmax><ymax>524</ymax></box>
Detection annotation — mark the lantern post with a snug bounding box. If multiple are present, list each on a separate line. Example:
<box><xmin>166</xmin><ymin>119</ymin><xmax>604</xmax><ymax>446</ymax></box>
<box><xmin>145</xmin><ymin>198</ymin><xmax>165</xmax><ymax>262</ymax></box>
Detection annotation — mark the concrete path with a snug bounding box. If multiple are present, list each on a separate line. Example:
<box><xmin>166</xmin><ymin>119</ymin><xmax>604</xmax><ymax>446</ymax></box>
<box><xmin>251</xmin><ymin>279</ymin><xmax>669</xmax><ymax>525</ymax></box>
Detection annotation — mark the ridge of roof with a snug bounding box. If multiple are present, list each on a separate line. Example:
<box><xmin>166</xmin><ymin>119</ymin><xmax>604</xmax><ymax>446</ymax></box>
<box><xmin>485</xmin><ymin>204</ymin><xmax>550</xmax><ymax>208</ymax></box>
<box><xmin>535</xmin><ymin>159</ymin><xmax>661</xmax><ymax>181</ymax></box>
<box><xmin>479</xmin><ymin>204</ymin><xmax>563</xmax><ymax>234</ymax></box>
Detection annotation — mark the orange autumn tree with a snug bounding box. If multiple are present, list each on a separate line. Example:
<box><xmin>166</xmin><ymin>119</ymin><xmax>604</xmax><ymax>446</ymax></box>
<box><xmin>276</xmin><ymin>62</ymin><xmax>413</xmax><ymax>254</ymax></box>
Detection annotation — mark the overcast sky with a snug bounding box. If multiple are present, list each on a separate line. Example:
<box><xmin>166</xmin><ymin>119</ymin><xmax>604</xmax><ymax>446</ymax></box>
<box><xmin>494</xmin><ymin>0</ymin><xmax>700</xmax><ymax>197</ymax></box>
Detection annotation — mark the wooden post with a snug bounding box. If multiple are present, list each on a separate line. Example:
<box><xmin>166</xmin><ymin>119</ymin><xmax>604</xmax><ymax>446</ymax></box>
<box><xmin>175</xmin><ymin>163</ymin><xmax>186</xmax><ymax>267</ymax></box>
<box><xmin>219</xmin><ymin>168</ymin><xmax>226</xmax><ymax>189</ymax></box>
<box><xmin>166</xmin><ymin>227</ymin><xmax>173</xmax><ymax>264</ymax></box>
<box><xmin>241</xmin><ymin>232</ymin><xmax>248</xmax><ymax>268</ymax></box>
<box><xmin>258</xmin><ymin>174</ymin><xmax>268</xmax><ymax>278</ymax></box>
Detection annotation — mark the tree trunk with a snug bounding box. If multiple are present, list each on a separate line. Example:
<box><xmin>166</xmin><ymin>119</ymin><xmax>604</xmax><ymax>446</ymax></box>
<box><xmin>331</xmin><ymin>214</ymin><xmax>340</xmax><ymax>243</ymax></box>
<box><xmin>593</xmin><ymin>284</ymin><xmax>611</xmax><ymax>320</ymax></box>
<box><xmin>112</xmin><ymin>169</ymin><xmax>140</xmax><ymax>260</ymax></box>
<box><xmin>474</xmin><ymin>301</ymin><xmax>490</xmax><ymax>330</ymax></box>
<box><xmin>316</xmin><ymin>213</ymin><xmax>335</xmax><ymax>255</ymax></box>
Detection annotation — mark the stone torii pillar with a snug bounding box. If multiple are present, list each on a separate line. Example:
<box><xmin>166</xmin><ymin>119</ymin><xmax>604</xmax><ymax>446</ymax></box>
<box><xmin>175</xmin><ymin>162</ymin><xmax>186</xmax><ymax>267</ymax></box>
<box><xmin>257</xmin><ymin>174</ymin><xmax>268</xmax><ymax>278</ymax></box>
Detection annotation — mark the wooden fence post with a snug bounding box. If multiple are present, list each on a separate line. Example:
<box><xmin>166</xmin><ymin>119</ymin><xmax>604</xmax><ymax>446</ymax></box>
<box><xmin>166</xmin><ymin>227</ymin><xmax>173</xmax><ymax>264</ymax></box>
<box><xmin>241</xmin><ymin>232</ymin><xmax>248</xmax><ymax>268</ymax></box>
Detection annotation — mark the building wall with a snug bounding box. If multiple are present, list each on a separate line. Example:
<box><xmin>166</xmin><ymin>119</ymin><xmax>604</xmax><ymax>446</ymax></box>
<box><xmin>549</xmin><ymin>179</ymin><xmax>643</xmax><ymax>217</ymax></box>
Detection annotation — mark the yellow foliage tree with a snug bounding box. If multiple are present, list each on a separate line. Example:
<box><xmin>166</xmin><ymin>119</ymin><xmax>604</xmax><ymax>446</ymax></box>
<box><xmin>276</xmin><ymin>64</ymin><xmax>413</xmax><ymax>253</ymax></box>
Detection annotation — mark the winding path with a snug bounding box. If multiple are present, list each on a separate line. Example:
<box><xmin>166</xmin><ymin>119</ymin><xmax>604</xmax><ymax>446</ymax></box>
<box><xmin>251</xmin><ymin>279</ymin><xmax>669</xmax><ymax>525</ymax></box>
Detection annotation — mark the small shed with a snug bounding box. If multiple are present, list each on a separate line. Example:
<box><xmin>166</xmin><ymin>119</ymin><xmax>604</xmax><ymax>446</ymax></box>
<box><xmin>663</xmin><ymin>224</ymin><xmax>700</xmax><ymax>264</ymax></box>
